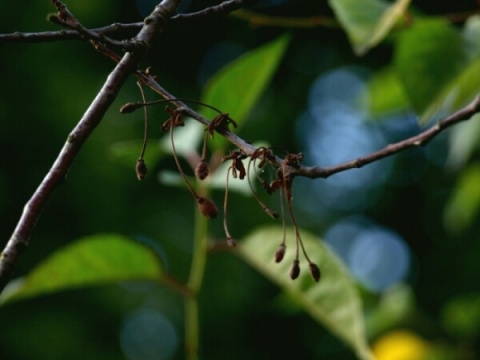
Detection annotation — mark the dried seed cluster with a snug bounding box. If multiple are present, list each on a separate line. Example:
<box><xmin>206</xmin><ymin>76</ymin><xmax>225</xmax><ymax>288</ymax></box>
<box><xmin>120</xmin><ymin>90</ymin><xmax>321</xmax><ymax>283</ymax></box>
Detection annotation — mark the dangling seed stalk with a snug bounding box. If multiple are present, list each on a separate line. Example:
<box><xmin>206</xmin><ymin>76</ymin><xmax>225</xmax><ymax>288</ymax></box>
<box><xmin>223</xmin><ymin>166</ymin><xmax>236</xmax><ymax>247</ymax></box>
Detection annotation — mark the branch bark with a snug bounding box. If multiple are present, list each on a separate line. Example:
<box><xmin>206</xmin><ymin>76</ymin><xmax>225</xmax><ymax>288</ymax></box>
<box><xmin>0</xmin><ymin>0</ymin><xmax>182</xmax><ymax>291</ymax></box>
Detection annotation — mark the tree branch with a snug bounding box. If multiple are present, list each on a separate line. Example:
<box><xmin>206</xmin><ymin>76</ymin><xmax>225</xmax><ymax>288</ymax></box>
<box><xmin>0</xmin><ymin>0</ymin><xmax>257</xmax><ymax>45</ymax></box>
<box><xmin>172</xmin><ymin>0</ymin><xmax>258</xmax><ymax>21</ymax></box>
<box><xmin>0</xmin><ymin>23</ymin><xmax>142</xmax><ymax>44</ymax></box>
<box><xmin>0</xmin><ymin>0</ymin><xmax>183</xmax><ymax>292</ymax></box>
<box><xmin>295</xmin><ymin>96</ymin><xmax>480</xmax><ymax>179</ymax></box>
<box><xmin>130</xmin><ymin>69</ymin><xmax>480</xmax><ymax>181</ymax></box>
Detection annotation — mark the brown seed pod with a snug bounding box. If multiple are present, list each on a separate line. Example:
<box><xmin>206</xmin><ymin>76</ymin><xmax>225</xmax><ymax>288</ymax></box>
<box><xmin>197</xmin><ymin>197</ymin><xmax>218</xmax><ymax>219</ymax></box>
<box><xmin>309</xmin><ymin>263</ymin><xmax>321</xmax><ymax>282</ymax></box>
<box><xmin>290</xmin><ymin>260</ymin><xmax>300</xmax><ymax>280</ymax></box>
<box><xmin>119</xmin><ymin>102</ymin><xmax>139</xmax><ymax>114</ymax></box>
<box><xmin>195</xmin><ymin>160</ymin><xmax>209</xmax><ymax>180</ymax></box>
<box><xmin>135</xmin><ymin>159</ymin><xmax>147</xmax><ymax>180</ymax></box>
<box><xmin>275</xmin><ymin>244</ymin><xmax>286</xmax><ymax>263</ymax></box>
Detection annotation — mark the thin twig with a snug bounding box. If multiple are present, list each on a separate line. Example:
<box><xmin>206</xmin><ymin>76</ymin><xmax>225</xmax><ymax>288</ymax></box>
<box><xmin>0</xmin><ymin>23</ymin><xmax>142</xmax><ymax>43</ymax></box>
<box><xmin>0</xmin><ymin>0</ymin><xmax>256</xmax><ymax>45</ymax></box>
<box><xmin>297</xmin><ymin>95</ymin><xmax>480</xmax><ymax>179</ymax></box>
<box><xmin>172</xmin><ymin>0</ymin><xmax>258</xmax><ymax>21</ymax></box>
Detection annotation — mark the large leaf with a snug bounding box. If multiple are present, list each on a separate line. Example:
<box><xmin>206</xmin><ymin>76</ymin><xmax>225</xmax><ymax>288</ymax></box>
<box><xmin>0</xmin><ymin>234</ymin><xmax>164</xmax><ymax>305</ymax></box>
<box><xmin>238</xmin><ymin>226</ymin><xmax>373</xmax><ymax>360</ymax></box>
<box><xmin>329</xmin><ymin>0</ymin><xmax>411</xmax><ymax>55</ymax></box>
<box><xmin>201</xmin><ymin>34</ymin><xmax>290</xmax><ymax>149</ymax></box>
<box><xmin>394</xmin><ymin>19</ymin><xmax>468</xmax><ymax>122</ymax></box>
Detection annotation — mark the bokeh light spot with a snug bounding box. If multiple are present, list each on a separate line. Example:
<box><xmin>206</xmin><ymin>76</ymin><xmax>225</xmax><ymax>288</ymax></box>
<box><xmin>120</xmin><ymin>308</ymin><xmax>178</xmax><ymax>360</ymax></box>
<box><xmin>325</xmin><ymin>217</ymin><xmax>411</xmax><ymax>292</ymax></box>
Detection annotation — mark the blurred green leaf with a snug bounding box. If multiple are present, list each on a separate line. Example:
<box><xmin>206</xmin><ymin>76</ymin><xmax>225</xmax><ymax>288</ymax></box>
<box><xmin>447</xmin><ymin>114</ymin><xmax>480</xmax><ymax>168</ymax></box>
<box><xmin>329</xmin><ymin>0</ymin><xmax>411</xmax><ymax>55</ymax></box>
<box><xmin>238</xmin><ymin>226</ymin><xmax>373</xmax><ymax>360</ymax></box>
<box><xmin>201</xmin><ymin>34</ymin><xmax>290</xmax><ymax>149</ymax></box>
<box><xmin>108</xmin><ymin>139</ymin><xmax>165</xmax><ymax>167</ymax></box>
<box><xmin>463</xmin><ymin>15</ymin><xmax>480</xmax><ymax>61</ymax></box>
<box><xmin>159</xmin><ymin>119</ymin><xmax>205</xmax><ymax>157</ymax></box>
<box><xmin>366</xmin><ymin>283</ymin><xmax>415</xmax><ymax>338</ymax></box>
<box><xmin>395</xmin><ymin>19</ymin><xmax>465</xmax><ymax>121</ymax></box>
<box><xmin>365</xmin><ymin>66</ymin><xmax>408</xmax><ymax>116</ymax></box>
<box><xmin>393</xmin><ymin>18</ymin><xmax>480</xmax><ymax>124</ymax></box>
<box><xmin>441</xmin><ymin>293</ymin><xmax>480</xmax><ymax>340</ymax></box>
<box><xmin>444</xmin><ymin>163</ymin><xmax>480</xmax><ymax>233</ymax></box>
<box><xmin>0</xmin><ymin>234</ymin><xmax>164</xmax><ymax>305</ymax></box>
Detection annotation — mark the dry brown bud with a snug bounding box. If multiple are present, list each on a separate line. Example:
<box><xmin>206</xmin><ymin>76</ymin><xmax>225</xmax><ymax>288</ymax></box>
<box><xmin>309</xmin><ymin>263</ymin><xmax>321</xmax><ymax>282</ymax></box>
<box><xmin>227</xmin><ymin>237</ymin><xmax>237</xmax><ymax>247</ymax></box>
<box><xmin>120</xmin><ymin>102</ymin><xmax>139</xmax><ymax>113</ymax></box>
<box><xmin>195</xmin><ymin>160</ymin><xmax>209</xmax><ymax>180</ymax></box>
<box><xmin>135</xmin><ymin>159</ymin><xmax>147</xmax><ymax>180</ymax></box>
<box><xmin>290</xmin><ymin>260</ymin><xmax>300</xmax><ymax>280</ymax></box>
<box><xmin>197</xmin><ymin>197</ymin><xmax>218</xmax><ymax>219</ymax></box>
<box><xmin>275</xmin><ymin>244</ymin><xmax>286</xmax><ymax>263</ymax></box>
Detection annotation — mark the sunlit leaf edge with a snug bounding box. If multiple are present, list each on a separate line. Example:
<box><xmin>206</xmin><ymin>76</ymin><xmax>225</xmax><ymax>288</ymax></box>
<box><xmin>0</xmin><ymin>234</ymin><xmax>164</xmax><ymax>305</ymax></box>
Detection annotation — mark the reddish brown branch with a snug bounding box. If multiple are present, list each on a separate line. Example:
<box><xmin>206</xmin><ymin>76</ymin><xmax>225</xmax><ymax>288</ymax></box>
<box><xmin>0</xmin><ymin>0</ymin><xmax>182</xmax><ymax>292</ymax></box>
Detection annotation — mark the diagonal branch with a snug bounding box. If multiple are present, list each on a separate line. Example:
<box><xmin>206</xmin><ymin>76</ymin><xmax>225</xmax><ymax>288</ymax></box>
<box><xmin>172</xmin><ymin>0</ymin><xmax>258</xmax><ymax>21</ymax></box>
<box><xmin>132</xmin><ymin>71</ymin><xmax>480</xmax><ymax>181</ymax></box>
<box><xmin>0</xmin><ymin>0</ymin><xmax>183</xmax><ymax>292</ymax></box>
<box><xmin>295</xmin><ymin>96</ymin><xmax>480</xmax><ymax>179</ymax></box>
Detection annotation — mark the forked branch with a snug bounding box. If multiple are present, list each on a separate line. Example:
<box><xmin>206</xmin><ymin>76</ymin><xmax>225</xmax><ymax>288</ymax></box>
<box><xmin>0</xmin><ymin>0</ymin><xmax>183</xmax><ymax>291</ymax></box>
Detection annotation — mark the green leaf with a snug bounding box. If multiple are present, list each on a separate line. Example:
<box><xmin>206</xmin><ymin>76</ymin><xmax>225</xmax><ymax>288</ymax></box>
<box><xmin>0</xmin><ymin>234</ymin><xmax>164</xmax><ymax>305</ymax></box>
<box><xmin>463</xmin><ymin>15</ymin><xmax>480</xmax><ymax>61</ymax></box>
<box><xmin>447</xmin><ymin>114</ymin><xmax>480</xmax><ymax>168</ymax></box>
<box><xmin>329</xmin><ymin>0</ymin><xmax>411</xmax><ymax>55</ymax></box>
<box><xmin>365</xmin><ymin>283</ymin><xmax>414</xmax><ymax>338</ymax></box>
<box><xmin>365</xmin><ymin>66</ymin><xmax>408</xmax><ymax>116</ymax></box>
<box><xmin>444</xmin><ymin>163</ymin><xmax>480</xmax><ymax>233</ymax></box>
<box><xmin>108</xmin><ymin>139</ymin><xmax>165</xmax><ymax>167</ymax></box>
<box><xmin>395</xmin><ymin>19</ymin><xmax>479</xmax><ymax>123</ymax></box>
<box><xmin>238</xmin><ymin>226</ymin><xmax>373</xmax><ymax>360</ymax></box>
<box><xmin>441</xmin><ymin>293</ymin><xmax>480</xmax><ymax>339</ymax></box>
<box><xmin>201</xmin><ymin>34</ymin><xmax>290</xmax><ymax>149</ymax></box>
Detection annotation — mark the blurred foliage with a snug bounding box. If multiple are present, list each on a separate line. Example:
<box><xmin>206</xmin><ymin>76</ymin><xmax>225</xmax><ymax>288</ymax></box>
<box><xmin>1</xmin><ymin>0</ymin><xmax>480</xmax><ymax>359</ymax></box>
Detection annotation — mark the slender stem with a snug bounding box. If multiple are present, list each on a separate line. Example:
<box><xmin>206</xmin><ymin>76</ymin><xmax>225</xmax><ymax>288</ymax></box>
<box><xmin>184</xmin><ymin>192</ymin><xmax>210</xmax><ymax>360</ymax></box>
<box><xmin>223</xmin><ymin>167</ymin><xmax>233</xmax><ymax>240</ymax></box>
<box><xmin>170</xmin><ymin>124</ymin><xmax>199</xmax><ymax>199</ymax></box>
<box><xmin>184</xmin><ymin>297</ymin><xmax>200</xmax><ymax>360</ymax></box>
<box><xmin>188</xmin><ymin>196</ymin><xmax>209</xmax><ymax>292</ymax></box>
<box><xmin>137</xmin><ymin>81</ymin><xmax>148</xmax><ymax>160</ymax></box>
